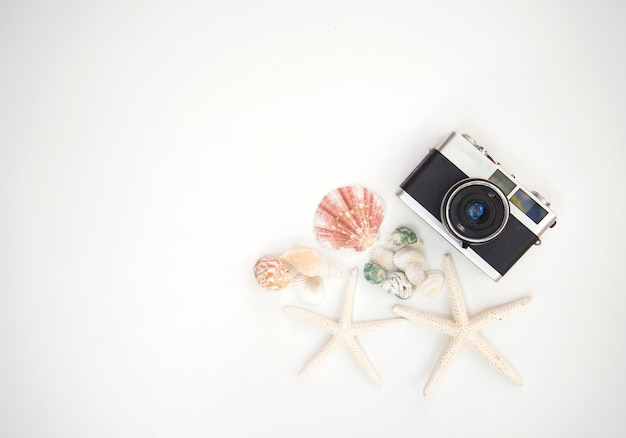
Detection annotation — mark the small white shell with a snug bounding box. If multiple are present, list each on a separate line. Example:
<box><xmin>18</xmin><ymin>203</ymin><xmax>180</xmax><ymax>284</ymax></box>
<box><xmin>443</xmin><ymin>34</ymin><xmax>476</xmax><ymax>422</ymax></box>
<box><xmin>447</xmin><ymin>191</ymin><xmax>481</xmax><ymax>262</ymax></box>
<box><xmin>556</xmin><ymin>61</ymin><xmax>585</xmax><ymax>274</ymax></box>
<box><xmin>369</xmin><ymin>245</ymin><xmax>395</xmax><ymax>271</ymax></box>
<box><xmin>316</xmin><ymin>260</ymin><xmax>349</xmax><ymax>278</ymax></box>
<box><xmin>404</xmin><ymin>263</ymin><xmax>427</xmax><ymax>287</ymax></box>
<box><xmin>392</xmin><ymin>246</ymin><xmax>425</xmax><ymax>270</ymax></box>
<box><xmin>292</xmin><ymin>273</ymin><xmax>325</xmax><ymax>305</ymax></box>
<box><xmin>380</xmin><ymin>271</ymin><xmax>414</xmax><ymax>300</ymax></box>
<box><xmin>416</xmin><ymin>270</ymin><xmax>445</xmax><ymax>297</ymax></box>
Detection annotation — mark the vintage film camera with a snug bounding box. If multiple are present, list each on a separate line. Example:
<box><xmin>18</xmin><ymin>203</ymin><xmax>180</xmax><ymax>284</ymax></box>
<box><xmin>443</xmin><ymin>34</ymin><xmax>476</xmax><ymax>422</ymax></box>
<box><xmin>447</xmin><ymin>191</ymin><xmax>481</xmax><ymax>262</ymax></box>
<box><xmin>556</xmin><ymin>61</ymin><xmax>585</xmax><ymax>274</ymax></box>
<box><xmin>397</xmin><ymin>132</ymin><xmax>557</xmax><ymax>281</ymax></box>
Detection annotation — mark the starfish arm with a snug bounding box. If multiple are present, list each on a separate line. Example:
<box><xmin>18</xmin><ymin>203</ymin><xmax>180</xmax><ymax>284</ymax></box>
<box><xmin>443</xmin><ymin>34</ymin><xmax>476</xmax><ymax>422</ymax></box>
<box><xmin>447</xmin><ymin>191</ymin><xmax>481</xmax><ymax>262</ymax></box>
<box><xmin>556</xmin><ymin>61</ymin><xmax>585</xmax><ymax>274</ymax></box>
<box><xmin>443</xmin><ymin>254</ymin><xmax>469</xmax><ymax>326</ymax></box>
<box><xmin>298</xmin><ymin>335</ymin><xmax>342</xmax><ymax>378</ymax></box>
<box><xmin>423</xmin><ymin>335</ymin><xmax>465</xmax><ymax>396</ymax></box>
<box><xmin>467</xmin><ymin>333</ymin><xmax>524</xmax><ymax>386</ymax></box>
<box><xmin>284</xmin><ymin>306</ymin><xmax>340</xmax><ymax>334</ymax></box>
<box><xmin>470</xmin><ymin>296</ymin><xmax>534</xmax><ymax>332</ymax></box>
<box><xmin>342</xmin><ymin>336</ymin><xmax>383</xmax><ymax>385</ymax></box>
<box><xmin>338</xmin><ymin>269</ymin><xmax>358</xmax><ymax>327</ymax></box>
<box><xmin>351</xmin><ymin>317</ymin><xmax>407</xmax><ymax>336</ymax></box>
<box><xmin>393</xmin><ymin>305</ymin><xmax>459</xmax><ymax>336</ymax></box>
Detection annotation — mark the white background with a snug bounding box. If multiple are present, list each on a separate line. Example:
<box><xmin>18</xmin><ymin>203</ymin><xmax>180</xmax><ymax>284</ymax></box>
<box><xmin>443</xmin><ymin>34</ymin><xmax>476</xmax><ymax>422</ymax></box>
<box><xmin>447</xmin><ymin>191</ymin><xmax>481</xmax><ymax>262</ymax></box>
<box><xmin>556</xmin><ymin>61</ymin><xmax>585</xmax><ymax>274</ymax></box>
<box><xmin>1</xmin><ymin>0</ymin><xmax>625</xmax><ymax>437</ymax></box>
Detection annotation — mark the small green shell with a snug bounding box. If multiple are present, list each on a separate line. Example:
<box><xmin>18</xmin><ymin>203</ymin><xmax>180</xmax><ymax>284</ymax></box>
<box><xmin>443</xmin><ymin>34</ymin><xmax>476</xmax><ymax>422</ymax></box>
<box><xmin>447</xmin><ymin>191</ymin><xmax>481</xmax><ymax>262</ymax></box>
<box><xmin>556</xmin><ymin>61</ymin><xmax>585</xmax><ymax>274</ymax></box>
<box><xmin>389</xmin><ymin>226</ymin><xmax>418</xmax><ymax>246</ymax></box>
<box><xmin>364</xmin><ymin>262</ymin><xmax>387</xmax><ymax>284</ymax></box>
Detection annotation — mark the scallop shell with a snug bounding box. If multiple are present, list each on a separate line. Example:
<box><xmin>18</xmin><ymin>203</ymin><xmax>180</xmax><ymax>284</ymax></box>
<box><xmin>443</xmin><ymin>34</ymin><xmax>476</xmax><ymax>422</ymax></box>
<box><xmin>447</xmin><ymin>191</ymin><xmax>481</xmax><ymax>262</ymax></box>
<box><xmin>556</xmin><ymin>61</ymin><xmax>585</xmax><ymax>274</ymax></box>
<box><xmin>416</xmin><ymin>270</ymin><xmax>445</xmax><ymax>297</ymax></box>
<box><xmin>253</xmin><ymin>256</ymin><xmax>291</xmax><ymax>291</ymax></box>
<box><xmin>314</xmin><ymin>185</ymin><xmax>385</xmax><ymax>252</ymax></box>
<box><xmin>392</xmin><ymin>246</ymin><xmax>425</xmax><ymax>270</ymax></box>
<box><xmin>380</xmin><ymin>271</ymin><xmax>414</xmax><ymax>300</ymax></box>
<box><xmin>388</xmin><ymin>226</ymin><xmax>419</xmax><ymax>246</ymax></box>
<box><xmin>292</xmin><ymin>273</ymin><xmax>325</xmax><ymax>305</ymax></box>
<box><xmin>363</xmin><ymin>262</ymin><xmax>387</xmax><ymax>284</ymax></box>
<box><xmin>404</xmin><ymin>262</ymin><xmax>427</xmax><ymax>287</ymax></box>
<box><xmin>280</xmin><ymin>247</ymin><xmax>347</xmax><ymax>277</ymax></box>
<box><xmin>369</xmin><ymin>245</ymin><xmax>395</xmax><ymax>271</ymax></box>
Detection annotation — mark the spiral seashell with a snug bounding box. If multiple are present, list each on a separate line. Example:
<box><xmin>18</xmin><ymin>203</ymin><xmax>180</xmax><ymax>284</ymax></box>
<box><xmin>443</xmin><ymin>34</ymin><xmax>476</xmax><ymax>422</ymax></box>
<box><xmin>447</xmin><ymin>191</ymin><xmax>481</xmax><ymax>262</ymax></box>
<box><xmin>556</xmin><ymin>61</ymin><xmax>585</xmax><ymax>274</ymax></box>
<box><xmin>380</xmin><ymin>271</ymin><xmax>414</xmax><ymax>300</ymax></box>
<box><xmin>253</xmin><ymin>256</ymin><xmax>291</xmax><ymax>291</ymax></box>
<box><xmin>392</xmin><ymin>246</ymin><xmax>425</xmax><ymax>271</ymax></box>
<box><xmin>387</xmin><ymin>226</ymin><xmax>419</xmax><ymax>246</ymax></box>
<box><xmin>292</xmin><ymin>273</ymin><xmax>325</xmax><ymax>305</ymax></box>
<box><xmin>280</xmin><ymin>247</ymin><xmax>347</xmax><ymax>278</ymax></box>
<box><xmin>416</xmin><ymin>270</ymin><xmax>445</xmax><ymax>297</ymax></box>
<box><xmin>369</xmin><ymin>245</ymin><xmax>395</xmax><ymax>271</ymax></box>
<box><xmin>404</xmin><ymin>262</ymin><xmax>427</xmax><ymax>287</ymax></box>
<box><xmin>363</xmin><ymin>262</ymin><xmax>387</xmax><ymax>284</ymax></box>
<box><xmin>314</xmin><ymin>185</ymin><xmax>385</xmax><ymax>252</ymax></box>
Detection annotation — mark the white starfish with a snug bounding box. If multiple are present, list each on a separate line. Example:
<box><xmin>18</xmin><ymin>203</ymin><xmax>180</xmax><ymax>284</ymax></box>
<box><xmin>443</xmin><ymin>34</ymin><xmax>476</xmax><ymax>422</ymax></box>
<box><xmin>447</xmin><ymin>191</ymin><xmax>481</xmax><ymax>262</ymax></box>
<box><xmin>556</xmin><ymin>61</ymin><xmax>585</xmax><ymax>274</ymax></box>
<box><xmin>393</xmin><ymin>254</ymin><xmax>533</xmax><ymax>396</ymax></box>
<box><xmin>285</xmin><ymin>268</ymin><xmax>406</xmax><ymax>385</ymax></box>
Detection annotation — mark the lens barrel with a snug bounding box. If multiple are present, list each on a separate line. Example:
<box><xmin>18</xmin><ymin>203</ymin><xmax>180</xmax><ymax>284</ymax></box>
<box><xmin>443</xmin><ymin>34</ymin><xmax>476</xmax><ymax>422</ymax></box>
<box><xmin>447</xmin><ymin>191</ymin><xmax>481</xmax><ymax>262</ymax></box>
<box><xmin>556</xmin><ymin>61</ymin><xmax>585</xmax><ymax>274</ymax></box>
<box><xmin>442</xmin><ymin>179</ymin><xmax>509</xmax><ymax>245</ymax></box>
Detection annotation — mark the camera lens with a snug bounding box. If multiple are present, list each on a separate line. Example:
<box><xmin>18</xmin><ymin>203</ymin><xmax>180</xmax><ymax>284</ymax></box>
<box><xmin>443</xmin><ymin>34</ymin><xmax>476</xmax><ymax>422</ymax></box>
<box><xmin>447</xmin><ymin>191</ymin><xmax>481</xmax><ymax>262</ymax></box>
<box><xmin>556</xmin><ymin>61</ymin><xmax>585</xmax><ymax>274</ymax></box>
<box><xmin>442</xmin><ymin>179</ymin><xmax>509</xmax><ymax>245</ymax></box>
<box><xmin>466</xmin><ymin>202</ymin><xmax>486</xmax><ymax>222</ymax></box>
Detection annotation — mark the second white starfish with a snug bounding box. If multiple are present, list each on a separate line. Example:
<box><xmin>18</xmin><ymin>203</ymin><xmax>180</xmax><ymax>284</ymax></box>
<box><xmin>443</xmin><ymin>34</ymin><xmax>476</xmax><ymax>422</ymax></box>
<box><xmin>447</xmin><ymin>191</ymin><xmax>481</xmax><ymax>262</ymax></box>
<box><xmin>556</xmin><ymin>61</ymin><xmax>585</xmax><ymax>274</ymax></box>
<box><xmin>285</xmin><ymin>268</ymin><xmax>406</xmax><ymax>385</ymax></box>
<box><xmin>393</xmin><ymin>254</ymin><xmax>533</xmax><ymax>396</ymax></box>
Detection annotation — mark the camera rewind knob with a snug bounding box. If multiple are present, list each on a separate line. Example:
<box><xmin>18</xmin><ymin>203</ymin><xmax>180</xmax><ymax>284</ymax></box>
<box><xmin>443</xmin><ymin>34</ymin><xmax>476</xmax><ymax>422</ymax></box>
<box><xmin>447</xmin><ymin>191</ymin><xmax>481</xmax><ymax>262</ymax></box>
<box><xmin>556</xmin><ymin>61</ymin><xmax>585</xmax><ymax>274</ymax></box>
<box><xmin>462</xmin><ymin>133</ymin><xmax>498</xmax><ymax>164</ymax></box>
<box><xmin>531</xmin><ymin>190</ymin><xmax>550</xmax><ymax>207</ymax></box>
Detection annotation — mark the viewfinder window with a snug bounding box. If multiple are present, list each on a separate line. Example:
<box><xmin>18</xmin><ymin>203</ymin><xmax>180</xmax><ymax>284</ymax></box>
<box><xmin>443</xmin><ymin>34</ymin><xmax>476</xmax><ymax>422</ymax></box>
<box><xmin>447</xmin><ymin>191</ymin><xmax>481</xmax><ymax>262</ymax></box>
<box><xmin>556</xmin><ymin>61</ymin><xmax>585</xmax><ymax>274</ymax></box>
<box><xmin>510</xmin><ymin>189</ymin><xmax>548</xmax><ymax>224</ymax></box>
<box><xmin>489</xmin><ymin>170</ymin><xmax>516</xmax><ymax>195</ymax></box>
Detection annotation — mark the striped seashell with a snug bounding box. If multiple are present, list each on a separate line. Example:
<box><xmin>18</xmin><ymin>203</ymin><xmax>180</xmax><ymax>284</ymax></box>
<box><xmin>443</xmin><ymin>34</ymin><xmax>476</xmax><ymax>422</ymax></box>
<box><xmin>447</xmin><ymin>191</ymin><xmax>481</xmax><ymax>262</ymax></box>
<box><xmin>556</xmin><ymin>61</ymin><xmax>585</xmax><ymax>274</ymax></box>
<box><xmin>253</xmin><ymin>256</ymin><xmax>291</xmax><ymax>291</ymax></box>
<box><xmin>381</xmin><ymin>271</ymin><xmax>414</xmax><ymax>300</ymax></box>
<box><xmin>416</xmin><ymin>270</ymin><xmax>445</xmax><ymax>297</ymax></box>
<box><xmin>404</xmin><ymin>262</ymin><xmax>427</xmax><ymax>287</ymax></box>
<box><xmin>292</xmin><ymin>273</ymin><xmax>325</xmax><ymax>305</ymax></box>
<box><xmin>314</xmin><ymin>185</ymin><xmax>385</xmax><ymax>252</ymax></box>
<box><xmin>392</xmin><ymin>246</ymin><xmax>425</xmax><ymax>271</ymax></box>
<box><xmin>280</xmin><ymin>247</ymin><xmax>347</xmax><ymax>278</ymax></box>
<box><xmin>363</xmin><ymin>262</ymin><xmax>387</xmax><ymax>284</ymax></box>
<box><xmin>369</xmin><ymin>245</ymin><xmax>395</xmax><ymax>271</ymax></box>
